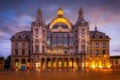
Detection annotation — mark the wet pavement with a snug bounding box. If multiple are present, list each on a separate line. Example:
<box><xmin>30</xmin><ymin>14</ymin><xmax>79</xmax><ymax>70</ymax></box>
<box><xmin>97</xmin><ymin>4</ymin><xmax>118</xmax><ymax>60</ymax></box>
<box><xmin>0</xmin><ymin>69</ymin><xmax>120</xmax><ymax>80</ymax></box>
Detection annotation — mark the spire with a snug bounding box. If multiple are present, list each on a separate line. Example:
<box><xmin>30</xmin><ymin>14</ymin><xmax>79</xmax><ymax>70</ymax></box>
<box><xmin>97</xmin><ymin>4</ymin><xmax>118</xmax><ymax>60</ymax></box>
<box><xmin>78</xmin><ymin>8</ymin><xmax>84</xmax><ymax>19</ymax></box>
<box><xmin>37</xmin><ymin>8</ymin><xmax>42</xmax><ymax>20</ymax></box>
<box><xmin>57</xmin><ymin>7</ymin><xmax>64</xmax><ymax>17</ymax></box>
<box><xmin>95</xmin><ymin>25</ymin><xmax>97</xmax><ymax>31</ymax></box>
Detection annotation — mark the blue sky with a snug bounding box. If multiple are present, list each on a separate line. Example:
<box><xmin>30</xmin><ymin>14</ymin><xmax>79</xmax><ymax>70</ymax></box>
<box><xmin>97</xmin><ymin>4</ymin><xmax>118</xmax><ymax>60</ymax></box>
<box><xmin>0</xmin><ymin>0</ymin><xmax>120</xmax><ymax>57</ymax></box>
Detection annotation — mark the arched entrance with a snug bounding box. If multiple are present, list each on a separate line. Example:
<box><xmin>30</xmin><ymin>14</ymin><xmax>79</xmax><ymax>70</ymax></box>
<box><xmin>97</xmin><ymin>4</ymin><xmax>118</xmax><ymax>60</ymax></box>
<box><xmin>41</xmin><ymin>58</ymin><xmax>45</xmax><ymax>69</ymax></box>
<box><xmin>52</xmin><ymin>58</ymin><xmax>57</xmax><ymax>68</ymax></box>
<box><xmin>58</xmin><ymin>58</ymin><xmax>62</xmax><ymax>68</ymax></box>
<box><xmin>64</xmin><ymin>58</ymin><xmax>68</xmax><ymax>68</ymax></box>
<box><xmin>21</xmin><ymin>59</ymin><xmax>26</xmax><ymax>70</ymax></box>
<box><xmin>69</xmin><ymin>58</ymin><xmax>73</xmax><ymax>68</ymax></box>
<box><xmin>27</xmin><ymin>59</ymin><xmax>30</xmax><ymax>69</ymax></box>
<box><xmin>47</xmin><ymin>58</ymin><xmax>52</xmax><ymax>68</ymax></box>
<box><xmin>15</xmin><ymin>59</ymin><xmax>19</xmax><ymax>69</ymax></box>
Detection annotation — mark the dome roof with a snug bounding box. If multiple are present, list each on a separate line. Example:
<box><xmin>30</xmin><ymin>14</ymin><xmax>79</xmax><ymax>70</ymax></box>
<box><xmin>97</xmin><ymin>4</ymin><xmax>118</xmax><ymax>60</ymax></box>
<box><xmin>49</xmin><ymin>8</ymin><xmax>71</xmax><ymax>29</ymax></box>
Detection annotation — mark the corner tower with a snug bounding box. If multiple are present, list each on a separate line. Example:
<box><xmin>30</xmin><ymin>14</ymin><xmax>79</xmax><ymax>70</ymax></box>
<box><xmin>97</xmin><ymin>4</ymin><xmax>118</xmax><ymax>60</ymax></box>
<box><xmin>75</xmin><ymin>8</ymin><xmax>90</xmax><ymax>55</ymax></box>
<box><xmin>31</xmin><ymin>9</ymin><xmax>46</xmax><ymax>54</ymax></box>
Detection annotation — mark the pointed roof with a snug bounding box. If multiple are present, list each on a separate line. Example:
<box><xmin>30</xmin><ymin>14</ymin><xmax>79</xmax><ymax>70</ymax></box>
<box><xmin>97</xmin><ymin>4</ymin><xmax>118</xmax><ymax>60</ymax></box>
<box><xmin>36</xmin><ymin>8</ymin><xmax>42</xmax><ymax>20</ymax></box>
<box><xmin>79</xmin><ymin>8</ymin><xmax>84</xmax><ymax>19</ymax></box>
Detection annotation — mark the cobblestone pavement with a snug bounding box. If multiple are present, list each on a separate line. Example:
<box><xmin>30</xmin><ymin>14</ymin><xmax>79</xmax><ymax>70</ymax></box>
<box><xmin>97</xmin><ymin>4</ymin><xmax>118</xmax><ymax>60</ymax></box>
<box><xmin>0</xmin><ymin>69</ymin><xmax>120</xmax><ymax>80</ymax></box>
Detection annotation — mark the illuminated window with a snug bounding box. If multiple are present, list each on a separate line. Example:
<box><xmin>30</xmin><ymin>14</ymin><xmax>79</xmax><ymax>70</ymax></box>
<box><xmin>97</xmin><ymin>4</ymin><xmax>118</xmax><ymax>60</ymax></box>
<box><xmin>102</xmin><ymin>43</ymin><xmax>106</xmax><ymax>48</ymax></box>
<box><xmin>95</xmin><ymin>43</ymin><xmax>99</xmax><ymax>48</ymax></box>
<box><xmin>47</xmin><ymin>38</ymin><xmax>51</xmax><ymax>46</ymax></box>
<box><xmin>36</xmin><ymin>62</ymin><xmax>39</xmax><ymax>68</ymax></box>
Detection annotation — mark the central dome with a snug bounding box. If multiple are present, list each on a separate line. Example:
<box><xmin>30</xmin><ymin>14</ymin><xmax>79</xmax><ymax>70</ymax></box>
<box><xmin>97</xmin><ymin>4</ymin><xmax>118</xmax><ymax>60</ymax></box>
<box><xmin>49</xmin><ymin>8</ymin><xmax>71</xmax><ymax>29</ymax></box>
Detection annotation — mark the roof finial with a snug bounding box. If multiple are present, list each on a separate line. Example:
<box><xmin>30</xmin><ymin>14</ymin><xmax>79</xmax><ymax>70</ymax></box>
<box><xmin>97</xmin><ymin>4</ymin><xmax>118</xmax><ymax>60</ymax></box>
<box><xmin>57</xmin><ymin>7</ymin><xmax>64</xmax><ymax>17</ymax></box>
<box><xmin>37</xmin><ymin>8</ymin><xmax>42</xmax><ymax>20</ymax></box>
<box><xmin>95</xmin><ymin>25</ymin><xmax>97</xmax><ymax>31</ymax></box>
<box><xmin>79</xmin><ymin>8</ymin><xmax>84</xmax><ymax>19</ymax></box>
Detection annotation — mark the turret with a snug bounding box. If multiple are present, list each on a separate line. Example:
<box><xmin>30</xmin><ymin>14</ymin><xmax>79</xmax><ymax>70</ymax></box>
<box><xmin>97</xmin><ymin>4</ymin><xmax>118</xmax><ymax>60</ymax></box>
<box><xmin>31</xmin><ymin>9</ymin><xmax>46</xmax><ymax>54</ymax></box>
<box><xmin>75</xmin><ymin>8</ymin><xmax>90</xmax><ymax>54</ymax></box>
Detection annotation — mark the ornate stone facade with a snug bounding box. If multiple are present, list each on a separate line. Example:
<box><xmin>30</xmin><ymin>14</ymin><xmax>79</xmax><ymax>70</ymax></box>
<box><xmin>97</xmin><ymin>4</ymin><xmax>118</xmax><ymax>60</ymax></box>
<box><xmin>10</xmin><ymin>8</ymin><xmax>111</xmax><ymax>69</ymax></box>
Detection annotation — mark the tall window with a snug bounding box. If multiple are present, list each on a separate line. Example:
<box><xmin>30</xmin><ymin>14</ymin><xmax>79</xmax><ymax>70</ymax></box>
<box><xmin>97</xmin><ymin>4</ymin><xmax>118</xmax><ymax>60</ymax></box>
<box><xmin>81</xmin><ymin>40</ymin><xmax>85</xmax><ymax>46</ymax></box>
<box><xmin>103</xmin><ymin>50</ymin><xmax>106</xmax><ymax>55</ymax></box>
<box><xmin>81</xmin><ymin>29</ymin><xmax>85</xmax><ymax>34</ymax></box>
<box><xmin>47</xmin><ymin>38</ymin><xmax>51</xmax><ymax>46</ymax></box>
<box><xmin>47</xmin><ymin>31</ymin><xmax>51</xmax><ymax>37</ymax></box>
<box><xmin>15</xmin><ymin>42</ymin><xmax>18</xmax><ymax>48</ymax></box>
<box><xmin>81</xmin><ymin>29</ymin><xmax>85</xmax><ymax>37</ymax></box>
<box><xmin>35</xmin><ymin>39</ymin><xmax>39</xmax><ymax>45</ymax></box>
<box><xmin>42</xmin><ymin>46</ymin><xmax>45</xmax><ymax>53</ymax></box>
<box><xmin>69</xmin><ymin>38</ymin><xmax>74</xmax><ymax>46</ymax></box>
<box><xmin>102</xmin><ymin>43</ymin><xmax>106</xmax><ymax>48</ymax></box>
<box><xmin>90</xmin><ymin>49</ymin><xmax>92</xmax><ymax>55</ymax></box>
<box><xmin>96</xmin><ymin>50</ymin><xmax>99</xmax><ymax>55</ymax></box>
<box><xmin>90</xmin><ymin>43</ymin><xmax>92</xmax><ymax>48</ymax></box>
<box><xmin>36</xmin><ymin>29</ymin><xmax>38</xmax><ymax>34</ymax></box>
<box><xmin>81</xmin><ymin>46</ymin><xmax>85</xmax><ymax>53</ymax></box>
<box><xmin>28</xmin><ymin>42</ymin><xmax>30</xmax><ymax>49</ymax></box>
<box><xmin>28</xmin><ymin>49</ymin><xmax>31</xmax><ymax>55</ymax></box>
<box><xmin>22</xmin><ymin>42</ymin><xmax>25</xmax><ymax>48</ymax></box>
<box><xmin>15</xmin><ymin>49</ymin><xmax>18</xmax><ymax>55</ymax></box>
<box><xmin>36</xmin><ymin>46</ymin><xmax>39</xmax><ymax>52</ymax></box>
<box><xmin>95</xmin><ymin>43</ymin><xmax>99</xmax><ymax>48</ymax></box>
<box><xmin>22</xmin><ymin>49</ymin><xmax>25</xmax><ymax>55</ymax></box>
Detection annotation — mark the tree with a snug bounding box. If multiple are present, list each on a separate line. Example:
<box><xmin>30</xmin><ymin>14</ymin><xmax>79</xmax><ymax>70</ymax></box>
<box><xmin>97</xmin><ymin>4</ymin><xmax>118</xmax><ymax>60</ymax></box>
<box><xmin>4</xmin><ymin>55</ymin><xmax>11</xmax><ymax>69</ymax></box>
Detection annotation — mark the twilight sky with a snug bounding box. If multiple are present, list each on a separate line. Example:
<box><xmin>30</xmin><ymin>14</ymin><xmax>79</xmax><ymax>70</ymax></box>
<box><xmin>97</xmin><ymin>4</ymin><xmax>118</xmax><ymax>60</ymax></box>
<box><xmin>0</xmin><ymin>0</ymin><xmax>120</xmax><ymax>57</ymax></box>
